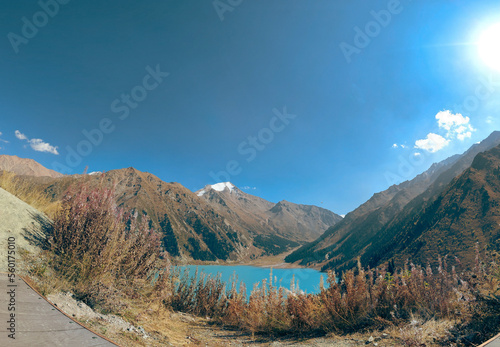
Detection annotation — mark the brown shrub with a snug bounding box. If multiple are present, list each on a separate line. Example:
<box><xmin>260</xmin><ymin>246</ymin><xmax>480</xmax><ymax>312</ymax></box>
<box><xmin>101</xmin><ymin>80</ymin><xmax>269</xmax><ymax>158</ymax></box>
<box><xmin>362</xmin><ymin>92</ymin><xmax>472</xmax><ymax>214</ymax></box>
<box><xmin>49</xmin><ymin>180</ymin><xmax>163</xmax><ymax>310</ymax></box>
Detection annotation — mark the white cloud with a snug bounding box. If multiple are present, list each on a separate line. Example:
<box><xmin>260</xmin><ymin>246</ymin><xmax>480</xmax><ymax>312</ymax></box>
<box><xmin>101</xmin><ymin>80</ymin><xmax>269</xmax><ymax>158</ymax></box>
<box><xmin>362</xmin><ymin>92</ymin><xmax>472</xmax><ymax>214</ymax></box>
<box><xmin>457</xmin><ymin>130</ymin><xmax>472</xmax><ymax>141</ymax></box>
<box><xmin>242</xmin><ymin>186</ymin><xmax>257</xmax><ymax>190</ymax></box>
<box><xmin>413</xmin><ymin>152</ymin><xmax>422</xmax><ymax>157</ymax></box>
<box><xmin>414</xmin><ymin>110</ymin><xmax>477</xmax><ymax>154</ymax></box>
<box><xmin>14</xmin><ymin>130</ymin><xmax>59</xmax><ymax>155</ymax></box>
<box><xmin>15</xmin><ymin>130</ymin><xmax>27</xmax><ymax>140</ymax></box>
<box><xmin>414</xmin><ymin>133</ymin><xmax>449</xmax><ymax>153</ymax></box>
<box><xmin>436</xmin><ymin>110</ymin><xmax>469</xmax><ymax>130</ymax></box>
<box><xmin>28</xmin><ymin>138</ymin><xmax>59</xmax><ymax>155</ymax></box>
<box><xmin>435</xmin><ymin>110</ymin><xmax>475</xmax><ymax>140</ymax></box>
<box><xmin>392</xmin><ymin>143</ymin><xmax>407</xmax><ymax>149</ymax></box>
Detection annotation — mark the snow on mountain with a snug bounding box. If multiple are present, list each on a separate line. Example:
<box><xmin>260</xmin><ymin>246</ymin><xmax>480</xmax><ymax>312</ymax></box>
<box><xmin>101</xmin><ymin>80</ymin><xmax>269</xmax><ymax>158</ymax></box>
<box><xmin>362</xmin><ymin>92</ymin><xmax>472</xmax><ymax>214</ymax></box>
<box><xmin>197</xmin><ymin>182</ymin><xmax>234</xmax><ymax>196</ymax></box>
<box><xmin>211</xmin><ymin>182</ymin><xmax>234</xmax><ymax>192</ymax></box>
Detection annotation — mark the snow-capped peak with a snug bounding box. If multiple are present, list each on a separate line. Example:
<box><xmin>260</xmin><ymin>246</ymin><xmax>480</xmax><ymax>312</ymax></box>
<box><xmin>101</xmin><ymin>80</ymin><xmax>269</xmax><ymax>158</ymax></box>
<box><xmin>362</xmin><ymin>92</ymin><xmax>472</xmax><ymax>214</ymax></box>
<box><xmin>197</xmin><ymin>182</ymin><xmax>235</xmax><ymax>196</ymax></box>
<box><xmin>211</xmin><ymin>182</ymin><xmax>234</xmax><ymax>192</ymax></box>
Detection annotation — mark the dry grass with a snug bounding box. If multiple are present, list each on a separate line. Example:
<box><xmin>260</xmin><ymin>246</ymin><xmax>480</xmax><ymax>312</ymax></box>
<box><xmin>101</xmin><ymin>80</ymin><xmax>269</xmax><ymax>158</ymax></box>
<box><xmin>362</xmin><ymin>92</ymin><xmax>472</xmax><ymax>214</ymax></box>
<box><xmin>156</xmin><ymin>251</ymin><xmax>500</xmax><ymax>346</ymax></box>
<box><xmin>200</xmin><ymin>257</ymin><xmax>469</xmax><ymax>336</ymax></box>
<box><xmin>386</xmin><ymin>316</ymin><xmax>455</xmax><ymax>346</ymax></box>
<box><xmin>0</xmin><ymin>170</ymin><xmax>60</xmax><ymax>218</ymax></box>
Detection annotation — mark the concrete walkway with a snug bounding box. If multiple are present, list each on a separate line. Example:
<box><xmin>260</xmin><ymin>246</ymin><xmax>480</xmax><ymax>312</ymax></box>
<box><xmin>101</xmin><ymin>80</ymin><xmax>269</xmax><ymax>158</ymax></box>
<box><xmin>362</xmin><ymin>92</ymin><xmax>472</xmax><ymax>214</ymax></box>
<box><xmin>0</xmin><ymin>274</ymin><xmax>118</xmax><ymax>346</ymax></box>
<box><xmin>481</xmin><ymin>333</ymin><xmax>500</xmax><ymax>347</ymax></box>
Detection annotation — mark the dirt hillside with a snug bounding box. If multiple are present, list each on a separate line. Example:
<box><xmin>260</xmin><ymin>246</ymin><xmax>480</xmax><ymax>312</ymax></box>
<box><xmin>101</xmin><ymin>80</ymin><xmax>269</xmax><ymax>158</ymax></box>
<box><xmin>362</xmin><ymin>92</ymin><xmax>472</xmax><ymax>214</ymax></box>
<box><xmin>0</xmin><ymin>187</ymin><xmax>50</xmax><ymax>271</ymax></box>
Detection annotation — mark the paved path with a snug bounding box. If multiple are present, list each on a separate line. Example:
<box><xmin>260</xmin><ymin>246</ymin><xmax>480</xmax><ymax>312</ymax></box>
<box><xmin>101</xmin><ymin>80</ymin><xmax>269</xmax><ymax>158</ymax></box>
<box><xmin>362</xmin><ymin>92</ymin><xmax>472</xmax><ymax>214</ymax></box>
<box><xmin>481</xmin><ymin>333</ymin><xmax>500</xmax><ymax>347</ymax></box>
<box><xmin>0</xmin><ymin>274</ymin><xmax>118</xmax><ymax>346</ymax></box>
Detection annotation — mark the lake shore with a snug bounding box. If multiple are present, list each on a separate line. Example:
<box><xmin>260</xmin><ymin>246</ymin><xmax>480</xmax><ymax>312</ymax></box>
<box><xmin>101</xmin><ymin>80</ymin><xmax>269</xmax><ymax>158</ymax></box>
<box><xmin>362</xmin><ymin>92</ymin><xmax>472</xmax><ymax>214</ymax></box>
<box><xmin>178</xmin><ymin>247</ymin><xmax>325</xmax><ymax>271</ymax></box>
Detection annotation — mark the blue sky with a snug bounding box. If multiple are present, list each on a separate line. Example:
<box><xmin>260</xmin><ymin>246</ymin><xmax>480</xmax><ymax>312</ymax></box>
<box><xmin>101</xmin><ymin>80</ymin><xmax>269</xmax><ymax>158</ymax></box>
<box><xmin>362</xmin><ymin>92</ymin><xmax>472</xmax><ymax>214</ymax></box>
<box><xmin>1</xmin><ymin>0</ymin><xmax>500</xmax><ymax>215</ymax></box>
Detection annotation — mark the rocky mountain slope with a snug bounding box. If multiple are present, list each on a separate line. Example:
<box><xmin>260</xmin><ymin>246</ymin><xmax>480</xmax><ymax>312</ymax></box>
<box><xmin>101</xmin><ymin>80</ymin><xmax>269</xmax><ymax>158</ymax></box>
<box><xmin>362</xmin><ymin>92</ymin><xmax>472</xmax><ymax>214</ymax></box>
<box><xmin>286</xmin><ymin>131</ymin><xmax>500</xmax><ymax>271</ymax></box>
<box><xmin>0</xmin><ymin>154</ymin><xmax>63</xmax><ymax>178</ymax></box>
<box><xmin>196</xmin><ymin>182</ymin><xmax>342</xmax><ymax>255</ymax></box>
<box><xmin>362</xmin><ymin>143</ymin><xmax>500</xmax><ymax>269</ymax></box>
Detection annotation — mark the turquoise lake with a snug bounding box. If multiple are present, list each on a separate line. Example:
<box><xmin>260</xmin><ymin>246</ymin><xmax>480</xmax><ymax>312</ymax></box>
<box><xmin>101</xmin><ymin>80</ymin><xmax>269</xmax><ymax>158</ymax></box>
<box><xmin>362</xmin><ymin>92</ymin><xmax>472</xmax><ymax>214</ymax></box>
<box><xmin>176</xmin><ymin>265</ymin><xmax>326</xmax><ymax>297</ymax></box>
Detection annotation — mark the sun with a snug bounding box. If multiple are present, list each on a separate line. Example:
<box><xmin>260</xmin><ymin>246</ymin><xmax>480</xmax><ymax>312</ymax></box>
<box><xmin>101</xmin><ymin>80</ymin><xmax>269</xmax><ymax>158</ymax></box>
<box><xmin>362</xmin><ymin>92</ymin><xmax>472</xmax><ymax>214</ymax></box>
<box><xmin>478</xmin><ymin>22</ymin><xmax>500</xmax><ymax>72</ymax></box>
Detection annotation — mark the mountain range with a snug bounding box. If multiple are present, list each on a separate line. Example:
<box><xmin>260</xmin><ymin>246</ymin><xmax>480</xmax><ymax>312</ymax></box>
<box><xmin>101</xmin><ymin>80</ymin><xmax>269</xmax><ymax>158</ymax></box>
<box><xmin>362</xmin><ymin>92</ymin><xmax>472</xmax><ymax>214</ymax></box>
<box><xmin>364</xmin><ymin>142</ymin><xmax>500</xmax><ymax>269</ymax></box>
<box><xmin>196</xmin><ymin>182</ymin><xmax>342</xmax><ymax>256</ymax></box>
<box><xmin>0</xmin><ymin>156</ymin><xmax>341</xmax><ymax>262</ymax></box>
<box><xmin>0</xmin><ymin>155</ymin><xmax>63</xmax><ymax>178</ymax></box>
<box><xmin>2</xmin><ymin>131</ymin><xmax>499</xmax><ymax>270</ymax></box>
<box><xmin>285</xmin><ymin>131</ymin><xmax>500</xmax><ymax>271</ymax></box>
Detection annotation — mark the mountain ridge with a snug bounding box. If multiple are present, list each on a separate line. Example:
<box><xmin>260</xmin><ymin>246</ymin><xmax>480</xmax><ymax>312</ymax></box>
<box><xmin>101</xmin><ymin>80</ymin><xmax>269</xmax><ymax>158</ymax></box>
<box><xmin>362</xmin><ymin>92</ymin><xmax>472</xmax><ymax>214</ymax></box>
<box><xmin>286</xmin><ymin>131</ymin><xmax>500</xmax><ymax>271</ymax></box>
<box><xmin>0</xmin><ymin>154</ymin><xmax>63</xmax><ymax>178</ymax></box>
<box><xmin>363</xmin><ymin>143</ymin><xmax>500</xmax><ymax>269</ymax></box>
<box><xmin>196</xmin><ymin>182</ymin><xmax>342</xmax><ymax>252</ymax></box>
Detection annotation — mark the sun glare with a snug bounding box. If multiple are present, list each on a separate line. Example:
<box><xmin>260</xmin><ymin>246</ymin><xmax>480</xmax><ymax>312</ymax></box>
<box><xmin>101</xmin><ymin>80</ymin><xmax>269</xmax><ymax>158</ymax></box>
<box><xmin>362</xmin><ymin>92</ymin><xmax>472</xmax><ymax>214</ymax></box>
<box><xmin>478</xmin><ymin>22</ymin><xmax>500</xmax><ymax>72</ymax></box>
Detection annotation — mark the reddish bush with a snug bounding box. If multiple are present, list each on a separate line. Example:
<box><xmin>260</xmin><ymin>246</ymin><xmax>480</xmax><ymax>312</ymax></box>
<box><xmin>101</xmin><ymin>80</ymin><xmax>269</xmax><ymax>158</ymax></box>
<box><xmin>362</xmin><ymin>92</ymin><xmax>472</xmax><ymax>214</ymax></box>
<box><xmin>49</xmin><ymin>180</ymin><xmax>163</xmax><ymax>309</ymax></box>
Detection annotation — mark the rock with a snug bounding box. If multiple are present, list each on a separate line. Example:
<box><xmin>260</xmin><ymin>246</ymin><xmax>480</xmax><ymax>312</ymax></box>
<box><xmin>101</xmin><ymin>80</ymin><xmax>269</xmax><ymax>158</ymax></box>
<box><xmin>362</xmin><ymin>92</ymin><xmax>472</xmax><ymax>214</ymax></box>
<box><xmin>138</xmin><ymin>326</ymin><xmax>149</xmax><ymax>338</ymax></box>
